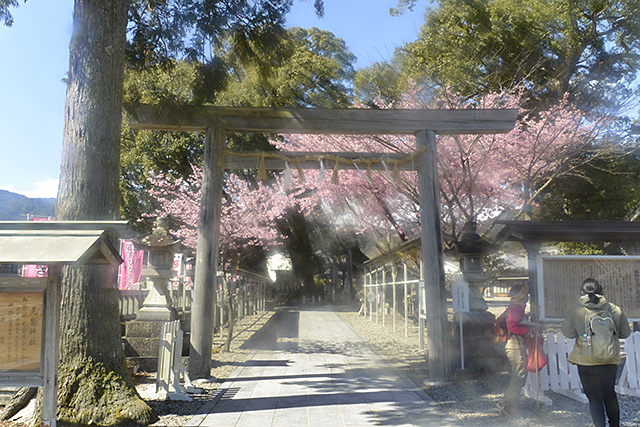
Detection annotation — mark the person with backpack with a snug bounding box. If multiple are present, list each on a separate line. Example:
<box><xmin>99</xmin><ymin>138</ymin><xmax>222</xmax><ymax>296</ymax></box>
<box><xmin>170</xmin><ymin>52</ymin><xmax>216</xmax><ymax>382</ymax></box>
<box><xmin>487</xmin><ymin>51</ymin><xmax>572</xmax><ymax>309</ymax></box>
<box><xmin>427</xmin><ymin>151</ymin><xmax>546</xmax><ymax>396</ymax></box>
<box><xmin>561</xmin><ymin>278</ymin><xmax>631</xmax><ymax>427</ymax></box>
<box><xmin>497</xmin><ymin>284</ymin><xmax>538</xmax><ymax>416</ymax></box>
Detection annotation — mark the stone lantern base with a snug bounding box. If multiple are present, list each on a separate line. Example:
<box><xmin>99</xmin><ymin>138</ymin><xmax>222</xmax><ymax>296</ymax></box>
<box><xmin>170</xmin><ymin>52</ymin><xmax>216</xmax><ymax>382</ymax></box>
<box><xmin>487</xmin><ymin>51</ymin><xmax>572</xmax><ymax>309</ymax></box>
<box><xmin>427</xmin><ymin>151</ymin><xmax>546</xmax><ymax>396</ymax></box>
<box><xmin>123</xmin><ymin>282</ymin><xmax>179</xmax><ymax>372</ymax></box>
<box><xmin>450</xmin><ymin>310</ymin><xmax>507</xmax><ymax>375</ymax></box>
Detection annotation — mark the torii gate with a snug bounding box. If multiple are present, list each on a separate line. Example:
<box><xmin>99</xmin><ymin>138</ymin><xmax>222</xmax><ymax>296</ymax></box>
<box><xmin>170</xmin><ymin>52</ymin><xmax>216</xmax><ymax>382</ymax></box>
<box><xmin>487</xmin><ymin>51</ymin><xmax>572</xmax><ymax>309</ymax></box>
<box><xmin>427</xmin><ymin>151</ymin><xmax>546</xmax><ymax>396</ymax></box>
<box><xmin>129</xmin><ymin>105</ymin><xmax>518</xmax><ymax>382</ymax></box>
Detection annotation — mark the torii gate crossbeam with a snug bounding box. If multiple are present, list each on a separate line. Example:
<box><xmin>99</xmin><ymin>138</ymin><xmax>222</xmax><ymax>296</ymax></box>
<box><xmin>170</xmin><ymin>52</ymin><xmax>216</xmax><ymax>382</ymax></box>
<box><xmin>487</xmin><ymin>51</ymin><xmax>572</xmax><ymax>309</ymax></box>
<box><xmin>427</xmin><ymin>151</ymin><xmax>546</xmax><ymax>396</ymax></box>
<box><xmin>128</xmin><ymin>105</ymin><xmax>518</xmax><ymax>382</ymax></box>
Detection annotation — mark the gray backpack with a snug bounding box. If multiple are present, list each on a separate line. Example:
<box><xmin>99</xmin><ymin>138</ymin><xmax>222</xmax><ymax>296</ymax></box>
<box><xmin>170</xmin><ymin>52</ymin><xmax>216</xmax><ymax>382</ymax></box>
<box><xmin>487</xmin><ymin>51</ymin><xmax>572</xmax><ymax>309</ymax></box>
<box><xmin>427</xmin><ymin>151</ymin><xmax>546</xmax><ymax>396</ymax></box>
<box><xmin>583</xmin><ymin>304</ymin><xmax>619</xmax><ymax>363</ymax></box>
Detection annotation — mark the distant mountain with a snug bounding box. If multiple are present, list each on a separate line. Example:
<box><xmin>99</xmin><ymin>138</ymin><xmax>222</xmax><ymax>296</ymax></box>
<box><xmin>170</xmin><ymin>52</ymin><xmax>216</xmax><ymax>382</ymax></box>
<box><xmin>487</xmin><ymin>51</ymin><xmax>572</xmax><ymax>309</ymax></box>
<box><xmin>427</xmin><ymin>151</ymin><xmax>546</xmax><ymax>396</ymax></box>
<box><xmin>0</xmin><ymin>190</ymin><xmax>56</xmax><ymax>220</ymax></box>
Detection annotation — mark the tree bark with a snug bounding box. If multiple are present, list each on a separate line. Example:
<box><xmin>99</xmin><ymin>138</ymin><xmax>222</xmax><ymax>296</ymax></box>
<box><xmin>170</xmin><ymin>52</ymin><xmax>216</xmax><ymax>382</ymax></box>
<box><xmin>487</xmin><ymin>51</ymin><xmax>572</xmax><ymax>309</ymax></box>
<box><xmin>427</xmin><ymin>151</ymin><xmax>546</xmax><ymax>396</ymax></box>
<box><xmin>0</xmin><ymin>387</ymin><xmax>37</xmax><ymax>421</ymax></box>
<box><xmin>53</xmin><ymin>0</ymin><xmax>156</xmax><ymax>425</ymax></box>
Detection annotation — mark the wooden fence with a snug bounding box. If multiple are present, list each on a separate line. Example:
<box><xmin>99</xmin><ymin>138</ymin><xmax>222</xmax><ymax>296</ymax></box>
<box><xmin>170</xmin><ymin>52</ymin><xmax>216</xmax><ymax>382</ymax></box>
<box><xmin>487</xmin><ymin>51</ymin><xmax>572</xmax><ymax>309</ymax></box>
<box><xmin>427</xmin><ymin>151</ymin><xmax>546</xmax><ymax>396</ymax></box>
<box><xmin>616</xmin><ymin>331</ymin><xmax>640</xmax><ymax>397</ymax></box>
<box><xmin>119</xmin><ymin>285</ymin><xmax>192</xmax><ymax>321</ymax></box>
<box><xmin>217</xmin><ymin>270</ymin><xmax>269</xmax><ymax>336</ymax></box>
<box><xmin>119</xmin><ymin>268</ymin><xmax>270</xmax><ymax>329</ymax></box>
<box><xmin>523</xmin><ymin>333</ymin><xmax>585</xmax><ymax>405</ymax></box>
<box><xmin>524</xmin><ymin>331</ymin><xmax>640</xmax><ymax>405</ymax></box>
<box><xmin>156</xmin><ymin>320</ymin><xmax>198</xmax><ymax>400</ymax></box>
<box><xmin>361</xmin><ymin>260</ymin><xmax>426</xmax><ymax>350</ymax></box>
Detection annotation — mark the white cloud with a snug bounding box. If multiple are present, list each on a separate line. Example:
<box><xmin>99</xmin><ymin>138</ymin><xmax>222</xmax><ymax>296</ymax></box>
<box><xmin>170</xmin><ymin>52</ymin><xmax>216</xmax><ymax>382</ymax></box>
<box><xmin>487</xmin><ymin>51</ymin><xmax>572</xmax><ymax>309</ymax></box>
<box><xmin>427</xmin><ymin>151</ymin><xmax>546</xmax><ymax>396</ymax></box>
<box><xmin>9</xmin><ymin>179</ymin><xmax>59</xmax><ymax>199</ymax></box>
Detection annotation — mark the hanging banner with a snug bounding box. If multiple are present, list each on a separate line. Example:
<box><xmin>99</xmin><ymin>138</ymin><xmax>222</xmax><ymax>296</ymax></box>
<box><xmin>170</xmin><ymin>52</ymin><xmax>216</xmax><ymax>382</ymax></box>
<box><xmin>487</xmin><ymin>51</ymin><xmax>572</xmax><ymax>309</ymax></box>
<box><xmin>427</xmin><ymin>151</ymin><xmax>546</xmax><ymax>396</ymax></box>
<box><xmin>118</xmin><ymin>240</ymin><xmax>144</xmax><ymax>290</ymax></box>
<box><xmin>172</xmin><ymin>253</ymin><xmax>183</xmax><ymax>280</ymax></box>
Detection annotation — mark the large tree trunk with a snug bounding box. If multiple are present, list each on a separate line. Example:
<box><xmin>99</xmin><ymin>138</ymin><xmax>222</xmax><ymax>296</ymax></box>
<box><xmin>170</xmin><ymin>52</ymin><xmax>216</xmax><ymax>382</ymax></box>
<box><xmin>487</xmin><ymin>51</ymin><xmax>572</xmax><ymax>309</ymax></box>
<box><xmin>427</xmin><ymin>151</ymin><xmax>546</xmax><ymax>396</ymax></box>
<box><xmin>53</xmin><ymin>0</ymin><xmax>156</xmax><ymax>425</ymax></box>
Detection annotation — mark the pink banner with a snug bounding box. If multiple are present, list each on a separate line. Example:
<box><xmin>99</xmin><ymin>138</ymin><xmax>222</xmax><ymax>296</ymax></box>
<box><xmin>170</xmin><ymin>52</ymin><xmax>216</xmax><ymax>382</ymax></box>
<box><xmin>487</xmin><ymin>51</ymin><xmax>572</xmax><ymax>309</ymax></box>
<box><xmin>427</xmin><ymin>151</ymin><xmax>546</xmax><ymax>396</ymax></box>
<box><xmin>172</xmin><ymin>253</ymin><xmax>183</xmax><ymax>280</ymax></box>
<box><xmin>22</xmin><ymin>264</ymin><xmax>48</xmax><ymax>278</ymax></box>
<box><xmin>118</xmin><ymin>240</ymin><xmax>144</xmax><ymax>290</ymax></box>
<box><xmin>22</xmin><ymin>217</ymin><xmax>52</xmax><ymax>278</ymax></box>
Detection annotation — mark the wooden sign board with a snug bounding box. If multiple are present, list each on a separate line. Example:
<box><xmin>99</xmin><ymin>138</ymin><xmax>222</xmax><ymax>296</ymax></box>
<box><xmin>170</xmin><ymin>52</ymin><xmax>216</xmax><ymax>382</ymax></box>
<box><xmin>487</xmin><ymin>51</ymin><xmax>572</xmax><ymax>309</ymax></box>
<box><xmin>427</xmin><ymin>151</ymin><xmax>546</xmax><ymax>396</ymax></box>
<box><xmin>0</xmin><ymin>291</ymin><xmax>44</xmax><ymax>372</ymax></box>
<box><xmin>538</xmin><ymin>255</ymin><xmax>640</xmax><ymax>321</ymax></box>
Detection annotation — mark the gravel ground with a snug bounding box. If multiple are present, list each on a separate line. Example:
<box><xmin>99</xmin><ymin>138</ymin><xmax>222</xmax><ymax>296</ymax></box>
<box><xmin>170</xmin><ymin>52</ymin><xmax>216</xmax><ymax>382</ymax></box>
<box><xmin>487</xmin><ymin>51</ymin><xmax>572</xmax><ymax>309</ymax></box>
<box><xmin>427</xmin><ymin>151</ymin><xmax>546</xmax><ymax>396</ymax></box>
<box><xmin>140</xmin><ymin>309</ymin><xmax>277</xmax><ymax>427</ymax></box>
<box><xmin>0</xmin><ymin>309</ymin><xmax>276</xmax><ymax>427</ymax></box>
<box><xmin>3</xmin><ymin>304</ymin><xmax>640</xmax><ymax>426</ymax></box>
<box><xmin>338</xmin><ymin>307</ymin><xmax>640</xmax><ymax>427</ymax></box>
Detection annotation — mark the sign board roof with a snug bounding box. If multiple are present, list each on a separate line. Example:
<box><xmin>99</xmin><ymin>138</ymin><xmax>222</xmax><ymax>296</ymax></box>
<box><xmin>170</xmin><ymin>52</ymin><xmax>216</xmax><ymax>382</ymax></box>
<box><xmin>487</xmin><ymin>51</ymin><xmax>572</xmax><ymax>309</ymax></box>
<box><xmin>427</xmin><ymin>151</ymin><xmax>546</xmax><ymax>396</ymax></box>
<box><xmin>497</xmin><ymin>220</ymin><xmax>640</xmax><ymax>243</ymax></box>
<box><xmin>0</xmin><ymin>222</ymin><xmax>126</xmax><ymax>266</ymax></box>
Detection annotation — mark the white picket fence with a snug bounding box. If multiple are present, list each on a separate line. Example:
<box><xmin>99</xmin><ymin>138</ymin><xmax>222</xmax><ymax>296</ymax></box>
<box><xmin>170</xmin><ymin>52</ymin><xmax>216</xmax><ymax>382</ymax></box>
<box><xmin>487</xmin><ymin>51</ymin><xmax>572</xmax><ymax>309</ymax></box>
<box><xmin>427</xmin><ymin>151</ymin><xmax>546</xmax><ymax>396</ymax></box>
<box><xmin>523</xmin><ymin>331</ymin><xmax>640</xmax><ymax>405</ymax></box>
<box><xmin>616</xmin><ymin>331</ymin><xmax>640</xmax><ymax>397</ymax></box>
<box><xmin>156</xmin><ymin>320</ymin><xmax>200</xmax><ymax>400</ymax></box>
<box><xmin>523</xmin><ymin>333</ymin><xmax>586</xmax><ymax>405</ymax></box>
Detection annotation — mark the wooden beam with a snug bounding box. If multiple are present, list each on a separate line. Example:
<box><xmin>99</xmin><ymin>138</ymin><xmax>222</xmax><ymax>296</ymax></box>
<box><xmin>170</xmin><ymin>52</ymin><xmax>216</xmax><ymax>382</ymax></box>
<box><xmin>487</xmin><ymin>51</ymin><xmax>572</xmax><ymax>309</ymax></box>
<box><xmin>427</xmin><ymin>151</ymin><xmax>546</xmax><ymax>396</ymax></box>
<box><xmin>128</xmin><ymin>104</ymin><xmax>518</xmax><ymax>135</ymax></box>
<box><xmin>224</xmin><ymin>151</ymin><xmax>419</xmax><ymax>171</ymax></box>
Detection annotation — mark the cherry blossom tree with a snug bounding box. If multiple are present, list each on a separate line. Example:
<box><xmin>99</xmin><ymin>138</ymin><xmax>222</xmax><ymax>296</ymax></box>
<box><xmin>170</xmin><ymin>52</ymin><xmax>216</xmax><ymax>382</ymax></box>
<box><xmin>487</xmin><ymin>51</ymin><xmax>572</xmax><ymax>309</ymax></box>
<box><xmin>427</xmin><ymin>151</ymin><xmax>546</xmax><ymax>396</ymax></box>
<box><xmin>147</xmin><ymin>88</ymin><xmax>616</xmax><ymax>260</ymax></box>
<box><xmin>147</xmin><ymin>166</ymin><xmax>296</xmax><ymax>266</ymax></box>
<box><xmin>274</xmin><ymin>88</ymin><xmax>616</xmax><ymax>244</ymax></box>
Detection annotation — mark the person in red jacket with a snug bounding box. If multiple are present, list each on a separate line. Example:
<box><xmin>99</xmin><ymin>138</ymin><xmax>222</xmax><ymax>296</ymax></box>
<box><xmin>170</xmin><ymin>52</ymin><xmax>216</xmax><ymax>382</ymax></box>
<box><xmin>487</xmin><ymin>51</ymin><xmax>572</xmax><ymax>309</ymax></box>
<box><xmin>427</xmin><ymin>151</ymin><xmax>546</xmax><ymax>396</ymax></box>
<box><xmin>497</xmin><ymin>284</ymin><xmax>536</xmax><ymax>416</ymax></box>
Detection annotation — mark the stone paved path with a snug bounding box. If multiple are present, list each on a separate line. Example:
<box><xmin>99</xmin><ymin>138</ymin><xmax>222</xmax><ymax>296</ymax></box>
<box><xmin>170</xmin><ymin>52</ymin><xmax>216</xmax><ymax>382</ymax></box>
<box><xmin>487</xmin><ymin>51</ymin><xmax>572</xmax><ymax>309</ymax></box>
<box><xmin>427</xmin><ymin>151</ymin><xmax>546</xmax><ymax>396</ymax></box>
<box><xmin>186</xmin><ymin>307</ymin><xmax>459</xmax><ymax>427</ymax></box>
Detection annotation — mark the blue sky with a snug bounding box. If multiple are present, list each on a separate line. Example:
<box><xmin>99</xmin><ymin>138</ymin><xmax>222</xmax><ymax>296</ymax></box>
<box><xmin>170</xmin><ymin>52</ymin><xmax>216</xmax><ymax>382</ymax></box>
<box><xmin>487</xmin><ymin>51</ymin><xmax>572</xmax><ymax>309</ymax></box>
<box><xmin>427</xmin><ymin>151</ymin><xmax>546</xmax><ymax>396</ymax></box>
<box><xmin>0</xmin><ymin>0</ymin><xmax>427</xmax><ymax>199</ymax></box>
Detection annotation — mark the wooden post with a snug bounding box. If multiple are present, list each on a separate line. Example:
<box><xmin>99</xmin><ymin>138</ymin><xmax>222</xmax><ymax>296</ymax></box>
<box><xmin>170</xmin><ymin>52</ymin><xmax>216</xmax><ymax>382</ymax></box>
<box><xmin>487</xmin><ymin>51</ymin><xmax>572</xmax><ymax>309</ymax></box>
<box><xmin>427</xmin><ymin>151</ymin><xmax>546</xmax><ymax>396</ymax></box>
<box><xmin>392</xmin><ymin>265</ymin><xmax>397</xmax><ymax>334</ymax></box>
<box><xmin>375</xmin><ymin>270</ymin><xmax>379</xmax><ymax>324</ymax></box>
<box><xmin>416</xmin><ymin>129</ymin><xmax>450</xmax><ymax>382</ymax></box>
<box><xmin>43</xmin><ymin>265</ymin><xmax>62</xmax><ymax>427</ymax></box>
<box><xmin>219</xmin><ymin>293</ymin><xmax>224</xmax><ymax>337</ymax></box>
<box><xmin>382</xmin><ymin>268</ymin><xmax>386</xmax><ymax>327</ymax></box>
<box><xmin>419</xmin><ymin>261</ymin><xmax>425</xmax><ymax>351</ymax></box>
<box><xmin>524</xmin><ymin>242</ymin><xmax>542</xmax><ymax>321</ymax></box>
<box><xmin>347</xmin><ymin>248</ymin><xmax>353</xmax><ymax>304</ymax></box>
<box><xmin>364</xmin><ymin>271</ymin><xmax>368</xmax><ymax>319</ymax></box>
<box><xmin>189</xmin><ymin>127</ymin><xmax>225</xmax><ymax>379</ymax></box>
<box><xmin>369</xmin><ymin>272</ymin><xmax>373</xmax><ymax>321</ymax></box>
<box><xmin>404</xmin><ymin>261</ymin><xmax>408</xmax><ymax>338</ymax></box>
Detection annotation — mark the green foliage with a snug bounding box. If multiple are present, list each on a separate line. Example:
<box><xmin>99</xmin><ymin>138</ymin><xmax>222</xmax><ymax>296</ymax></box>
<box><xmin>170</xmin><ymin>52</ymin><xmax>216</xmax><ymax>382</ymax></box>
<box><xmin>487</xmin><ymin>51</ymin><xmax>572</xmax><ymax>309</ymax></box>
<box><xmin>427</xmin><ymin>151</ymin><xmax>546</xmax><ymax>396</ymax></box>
<box><xmin>554</xmin><ymin>242</ymin><xmax>614</xmax><ymax>255</ymax></box>
<box><xmin>0</xmin><ymin>0</ymin><xmax>19</xmax><ymax>26</ymax></box>
<box><xmin>402</xmin><ymin>0</ymin><xmax>640</xmax><ymax>110</ymax></box>
<box><xmin>218</xmin><ymin>27</ymin><xmax>356</xmax><ymax>108</ymax></box>
<box><xmin>390</xmin><ymin>0</ymin><xmax>420</xmax><ymax>16</ymax></box>
<box><xmin>354</xmin><ymin>60</ymin><xmax>409</xmax><ymax>105</ymax></box>
<box><xmin>126</xmin><ymin>0</ymin><xmax>327</xmax><ymax>103</ymax></box>
<box><xmin>277</xmin><ymin>208</ymin><xmax>323</xmax><ymax>288</ymax></box>
<box><xmin>537</xmin><ymin>149</ymin><xmax>640</xmax><ymax>221</ymax></box>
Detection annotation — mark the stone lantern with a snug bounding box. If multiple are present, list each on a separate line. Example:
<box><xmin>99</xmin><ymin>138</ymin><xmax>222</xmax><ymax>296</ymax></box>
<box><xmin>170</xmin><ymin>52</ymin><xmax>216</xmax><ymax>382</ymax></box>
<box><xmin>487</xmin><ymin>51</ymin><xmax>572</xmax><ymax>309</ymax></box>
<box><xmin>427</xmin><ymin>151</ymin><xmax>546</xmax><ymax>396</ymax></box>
<box><xmin>133</xmin><ymin>217</ymin><xmax>180</xmax><ymax>322</ymax></box>
<box><xmin>124</xmin><ymin>217</ymin><xmax>181</xmax><ymax>371</ymax></box>
<box><xmin>456</xmin><ymin>221</ymin><xmax>494</xmax><ymax>311</ymax></box>
<box><xmin>453</xmin><ymin>221</ymin><xmax>501</xmax><ymax>374</ymax></box>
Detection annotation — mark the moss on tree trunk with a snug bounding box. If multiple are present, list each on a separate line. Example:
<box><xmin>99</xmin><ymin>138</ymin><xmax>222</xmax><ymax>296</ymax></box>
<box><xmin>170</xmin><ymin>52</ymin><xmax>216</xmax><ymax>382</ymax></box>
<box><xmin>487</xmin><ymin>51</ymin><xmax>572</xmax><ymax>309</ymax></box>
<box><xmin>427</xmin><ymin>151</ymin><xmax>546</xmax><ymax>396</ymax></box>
<box><xmin>53</xmin><ymin>267</ymin><xmax>158</xmax><ymax>426</ymax></box>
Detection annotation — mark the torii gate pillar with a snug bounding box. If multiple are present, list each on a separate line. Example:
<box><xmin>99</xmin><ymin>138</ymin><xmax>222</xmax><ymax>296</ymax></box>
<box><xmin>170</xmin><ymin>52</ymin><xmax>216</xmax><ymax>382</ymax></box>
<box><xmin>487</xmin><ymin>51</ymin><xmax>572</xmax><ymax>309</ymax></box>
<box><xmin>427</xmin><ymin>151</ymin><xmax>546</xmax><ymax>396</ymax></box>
<box><xmin>189</xmin><ymin>127</ymin><xmax>225</xmax><ymax>379</ymax></box>
<box><xmin>416</xmin><ymin>130</ymin><xmax>450</xmax><ymax>381</ymax></box>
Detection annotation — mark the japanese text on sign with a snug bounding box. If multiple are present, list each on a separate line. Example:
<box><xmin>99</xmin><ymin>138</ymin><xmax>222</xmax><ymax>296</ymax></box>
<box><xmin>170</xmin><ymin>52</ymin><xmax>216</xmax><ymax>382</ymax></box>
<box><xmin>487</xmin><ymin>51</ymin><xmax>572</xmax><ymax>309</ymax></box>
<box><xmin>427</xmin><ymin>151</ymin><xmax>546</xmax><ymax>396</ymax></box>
<box><xmin>0</xmin><ymin>291</ymin><xmax>43</xmax><ymax>372</ymax></box>
<box><xmin>538</xmin><ymin>256</ymin><xmax>640</xmax><ymax>321</ymax></box>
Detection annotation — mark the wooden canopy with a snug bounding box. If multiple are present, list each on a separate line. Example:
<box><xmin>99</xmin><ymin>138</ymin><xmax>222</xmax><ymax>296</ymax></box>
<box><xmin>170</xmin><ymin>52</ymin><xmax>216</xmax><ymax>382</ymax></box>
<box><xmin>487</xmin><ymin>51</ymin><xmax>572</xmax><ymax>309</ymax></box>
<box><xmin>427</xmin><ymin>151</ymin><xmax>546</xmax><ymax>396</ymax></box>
<box><xmin>0</xmin><ymin>221</ymin><xmax>127</xmax><ymax>266</ymax></box>
<box><xmin>0</xmin><ymin>221</ymin><xmax>127</xmax><ymax>427</ymax></box>
<box><xmin>497</xmin><ymin>220</ymin><xmax>640</xmax><ymax>244</ymax></box>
